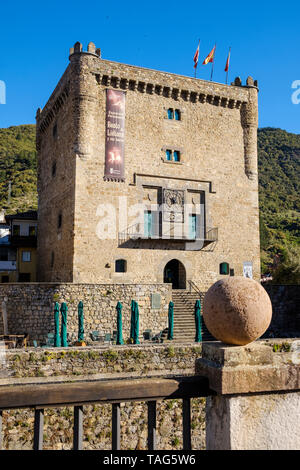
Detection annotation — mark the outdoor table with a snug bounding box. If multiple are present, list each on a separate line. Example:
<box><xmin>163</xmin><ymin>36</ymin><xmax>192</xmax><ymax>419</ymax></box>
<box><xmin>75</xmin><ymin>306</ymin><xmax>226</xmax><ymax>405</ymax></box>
<box><xmin>0</xmin><ymin>335</ymin><xmax>28</xmax><ymax>348</ymax></box>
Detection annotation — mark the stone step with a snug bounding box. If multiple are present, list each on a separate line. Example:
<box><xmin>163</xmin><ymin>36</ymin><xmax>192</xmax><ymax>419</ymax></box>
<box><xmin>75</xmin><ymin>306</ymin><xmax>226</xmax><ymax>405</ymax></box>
<box><xmin>174</xmin><ymin>318</ymin><xmax>195</xmax><ymax>322</ymax></box>
<box><xmin>173</xmin><ymin>326</ymin><xmax>196</xmax><ymax>330</ymax></box>
<box><xmin>174</xmin><ymin>307</ymin><xmax>201</xmax><ymax>310</ymax></box>
<box><xmin>174</xmin><ymin>316</ymin><xmax>196</xmax><ymax>320</ymax></box>
<box><xmin>170</xmin><ymin>289</ymin><xmax>212</xmax><ymax>342</ymax></box>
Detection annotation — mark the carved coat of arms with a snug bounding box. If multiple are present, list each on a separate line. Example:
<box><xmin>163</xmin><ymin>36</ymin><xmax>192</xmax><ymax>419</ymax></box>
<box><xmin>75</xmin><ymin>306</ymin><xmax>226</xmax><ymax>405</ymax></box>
<box><xmin>163</xmin><ymin>189</ymin><xmax>184</xmax><ymax>222</ymax></box>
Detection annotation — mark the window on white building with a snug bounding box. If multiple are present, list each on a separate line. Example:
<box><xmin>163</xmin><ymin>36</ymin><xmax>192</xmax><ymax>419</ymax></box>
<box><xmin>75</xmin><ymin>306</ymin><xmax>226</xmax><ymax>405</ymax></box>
<box><xmin>22</xmin><ymin>251</ymin><xmax>31</xmax><ymax>262</ymax></box>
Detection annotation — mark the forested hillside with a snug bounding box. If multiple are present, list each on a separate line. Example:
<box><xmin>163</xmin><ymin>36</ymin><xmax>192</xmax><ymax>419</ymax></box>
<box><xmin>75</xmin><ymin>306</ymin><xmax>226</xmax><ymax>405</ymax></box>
<box><xmin>0</xmin><ymin>125</ymin><xmax>299</xmax><ymax>280</ymax></box>
<box><xmin>0</xmin><ymin>125</ymin><xmax>37</xmax><ymax>214</ymax></box>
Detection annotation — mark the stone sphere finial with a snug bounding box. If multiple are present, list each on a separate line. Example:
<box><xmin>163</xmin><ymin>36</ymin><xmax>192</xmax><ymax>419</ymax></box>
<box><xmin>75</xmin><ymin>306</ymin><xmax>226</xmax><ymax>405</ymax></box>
<box><xmin>203</xmin><ymin>277</ymin><xmax>272</xmax><ymax>346</ymax></box>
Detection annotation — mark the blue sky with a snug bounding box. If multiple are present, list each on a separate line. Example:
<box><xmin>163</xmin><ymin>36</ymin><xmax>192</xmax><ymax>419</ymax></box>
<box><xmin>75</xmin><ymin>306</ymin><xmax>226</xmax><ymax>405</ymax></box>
<box><xmin>0</xmin><ymin>0</ymin><xmax>299</xmax><ymax>133</ymax></box>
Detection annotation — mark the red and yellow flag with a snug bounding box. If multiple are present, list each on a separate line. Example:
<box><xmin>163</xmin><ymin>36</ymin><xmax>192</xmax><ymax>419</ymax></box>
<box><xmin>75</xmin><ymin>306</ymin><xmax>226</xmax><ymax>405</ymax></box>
<box><xmin>224</xmin><ymin>48</ymin><xmax>231</xmax><ymax>72</ymax></box>
<box><xmin>203</xmin><ymin>45</ymin><xmax>215</xmax><ymax>65</ymax></box>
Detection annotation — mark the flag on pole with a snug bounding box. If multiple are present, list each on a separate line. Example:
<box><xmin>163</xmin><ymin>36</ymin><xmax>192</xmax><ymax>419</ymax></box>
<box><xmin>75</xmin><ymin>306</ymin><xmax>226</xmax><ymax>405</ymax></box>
<box><xmin>193</xmin><ymin>41</ymin><xmax>200</xmax><ymax>69</ymax></box>
<box><xmin>225</xmin><ymin>48</ymin><xmax>231</xmax><ymax>72</ymax></box>
<box><xmin>203</xmin><ymin>45</ymin><xmax>216</xmax><ymax>65</ymax></box>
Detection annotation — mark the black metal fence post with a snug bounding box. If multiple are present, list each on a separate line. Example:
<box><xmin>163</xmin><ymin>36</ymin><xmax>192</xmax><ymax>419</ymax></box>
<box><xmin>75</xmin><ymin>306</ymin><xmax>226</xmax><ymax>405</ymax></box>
<box><xmin>112</xmin><ymin>403</ymin><xmax>121</xmax><ymax>450</ymax></box>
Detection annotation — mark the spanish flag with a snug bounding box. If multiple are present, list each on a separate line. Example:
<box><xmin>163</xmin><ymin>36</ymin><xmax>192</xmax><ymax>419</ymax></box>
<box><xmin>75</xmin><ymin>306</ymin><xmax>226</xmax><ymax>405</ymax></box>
<box><xmin>203</xmin><ymin>45</ymin><xmax>216</xmax><ymax>65</ymax></box>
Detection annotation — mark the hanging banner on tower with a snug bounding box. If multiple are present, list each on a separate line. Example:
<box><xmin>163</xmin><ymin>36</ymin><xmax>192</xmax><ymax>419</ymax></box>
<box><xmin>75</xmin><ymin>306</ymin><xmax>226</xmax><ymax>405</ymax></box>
<box><xmin>104</xmin><ymin>89</ymin><xmax>126</xmax><ymax>181</ymax></box>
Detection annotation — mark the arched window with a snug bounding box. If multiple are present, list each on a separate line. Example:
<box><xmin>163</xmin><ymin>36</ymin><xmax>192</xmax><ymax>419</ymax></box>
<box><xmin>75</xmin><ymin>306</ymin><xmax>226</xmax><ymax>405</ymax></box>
<box><xmin>115</xmin><ymin>259</ymin><xmax>127</xmax><ymax>273</ymax></box>
<box><xmin>220</xmin><ymin>262</ymin><xmax>229</xmax><ymax>275</ymax></box>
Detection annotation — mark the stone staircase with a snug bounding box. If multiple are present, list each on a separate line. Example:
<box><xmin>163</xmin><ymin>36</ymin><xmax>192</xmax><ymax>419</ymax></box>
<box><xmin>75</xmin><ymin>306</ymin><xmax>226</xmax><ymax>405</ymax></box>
<box><xmin>171</xmin><ymin>290</ymin><xmax>215</xmax><ymax>342</ymax></box>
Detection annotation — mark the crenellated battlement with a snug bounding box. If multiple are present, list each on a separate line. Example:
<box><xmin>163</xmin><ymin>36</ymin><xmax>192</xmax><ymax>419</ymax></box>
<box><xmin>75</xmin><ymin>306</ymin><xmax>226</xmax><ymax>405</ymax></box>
<box><xmin>69</xmin><ymin>41</ymin><xmax>101</xmax><ymax>58</ymax></box>
<box><xmin>37</xmin><ymin>41</ymin><xmax>258</xmax><ymax>140</ymax></box>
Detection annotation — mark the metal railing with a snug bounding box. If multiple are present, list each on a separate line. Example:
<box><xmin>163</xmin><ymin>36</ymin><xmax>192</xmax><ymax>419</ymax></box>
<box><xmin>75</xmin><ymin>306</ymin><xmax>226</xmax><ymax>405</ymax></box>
<box><xmin>0</xmin><ymin>375</ymin><xmax>213</xmax><ymax>450</ymax></box>
<box><xmin>10</xmin><ymin>235</ymin><xmax>37</xmax><ymax>247</ymax></box>
<box><xmin>188</xmin><ymin>280</ymin><xmax>204</xmax><ymax>297</ymax></box>
<box><xmin>118</xmin><ymin>223</ymin><xmax>218</xmax><ymax>246</ymax></box>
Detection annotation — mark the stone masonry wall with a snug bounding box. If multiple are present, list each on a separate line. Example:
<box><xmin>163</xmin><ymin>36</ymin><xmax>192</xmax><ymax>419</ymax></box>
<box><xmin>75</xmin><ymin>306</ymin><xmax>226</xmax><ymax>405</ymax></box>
<box><xmin>0</xmin><ymin>343</ymin><xmax>201</xmax><ymax>382</ymax></box>
<box><xmin>0</xmin><ymin>344</ymin><xmax>206</xmax><ymax>450</ymax></box>
<box><xmin>264</xmin><ymin>284</ymin><xmax>300</xmax><ymax>337</ymax></box>
<box><xmin>0</xmin><ymin>283</ymin><xmax>171</xmax><ymax>342</ymax></box>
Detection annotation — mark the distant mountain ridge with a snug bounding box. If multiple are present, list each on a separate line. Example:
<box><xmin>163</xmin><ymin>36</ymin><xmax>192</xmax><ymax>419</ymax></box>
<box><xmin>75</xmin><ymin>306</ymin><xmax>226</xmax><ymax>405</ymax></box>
<box><xmin>0</xmin><ymin>125</ymin><xmax>299</xmax><ymax>274</ymax></box>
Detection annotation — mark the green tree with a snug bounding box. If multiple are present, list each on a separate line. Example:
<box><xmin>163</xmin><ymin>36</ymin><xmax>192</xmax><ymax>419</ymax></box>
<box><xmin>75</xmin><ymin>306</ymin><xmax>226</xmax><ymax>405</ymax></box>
<box><xmin>272</xmin><ymin>245</ymin><xmax>300</xmax><ymax>284</ymax></box>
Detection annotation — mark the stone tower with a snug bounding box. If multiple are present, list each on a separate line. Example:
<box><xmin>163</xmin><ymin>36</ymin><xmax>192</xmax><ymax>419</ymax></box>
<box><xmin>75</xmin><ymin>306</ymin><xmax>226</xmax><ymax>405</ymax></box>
<box><xmin>36</xmin><ymin>42</ymin><xmax>260</xmax><ymax>290</ymax></box>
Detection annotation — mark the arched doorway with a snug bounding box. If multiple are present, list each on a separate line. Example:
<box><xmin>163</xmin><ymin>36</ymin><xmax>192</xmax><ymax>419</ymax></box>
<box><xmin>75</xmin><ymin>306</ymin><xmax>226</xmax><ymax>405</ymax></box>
<box><xmin>163</xmin><ymin>259</ymin><xmax>186</xmax><ymax>289</ymax></box>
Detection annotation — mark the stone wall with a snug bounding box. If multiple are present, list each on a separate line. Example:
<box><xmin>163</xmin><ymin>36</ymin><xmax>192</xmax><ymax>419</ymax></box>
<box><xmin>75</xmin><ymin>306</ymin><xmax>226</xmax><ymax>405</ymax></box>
<box><xmin>0</xmin><ymin>343</ymin><xmax>201</xmax><ymax>382</ymax></box>
<box><xmin>0</xmin><ymin>282</ymin><xmax>171</xmax><ymax>343</ymax></box>
<box><xmin>0</xmin><ymin>344</ymin><xmax>205</xmax><ymax>450</ymax></box>
<box><xmin>263</xmin><ymin>284</ymin><xmax>300</xmax><ymax>337</ymax></box>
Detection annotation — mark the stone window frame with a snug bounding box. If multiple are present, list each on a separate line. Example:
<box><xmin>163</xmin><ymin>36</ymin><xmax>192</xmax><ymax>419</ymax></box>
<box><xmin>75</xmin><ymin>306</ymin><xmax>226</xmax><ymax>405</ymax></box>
<box><xmin>162</xmin><ymin>146</ymin><xmax>183</xmax><ymax>164</ymax></box>
<box><xmin>134</xmin><ymin>175</ymin><xmax>215</xmax><ymax>250</ymax></box>
<box><xmin>164</xmin><ymin>107</ymin><xmax>183</xmax><ymax>122</ymax></box>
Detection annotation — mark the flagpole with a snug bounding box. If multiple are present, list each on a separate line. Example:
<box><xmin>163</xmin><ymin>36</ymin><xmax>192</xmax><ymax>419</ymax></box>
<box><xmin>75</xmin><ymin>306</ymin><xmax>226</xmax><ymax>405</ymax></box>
<box><xmin>210</xmin><ymin>43</ymin><xmax>216</xmax><ymax>81</ymax></box>
<box><xmin>226</xmin><ymin>47</ymin><xmax>231</xmax><ymax>85</ymax></box>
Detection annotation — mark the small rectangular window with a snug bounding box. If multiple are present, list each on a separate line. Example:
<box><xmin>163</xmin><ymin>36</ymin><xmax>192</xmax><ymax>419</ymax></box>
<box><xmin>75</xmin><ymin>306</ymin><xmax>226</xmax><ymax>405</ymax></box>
<box><xmin>52</xmin><ymin>161</ymin><xmax>56</xmax><ymax>177</ymax></box>
<box><xmin>22</xmin><ymin>251</ymin><xmax>31</xmax><ymax>262</ymax></box>
<box><xmin>115</xmin><ymin>259</ymin><xmax>127</xmax><ymax>273</ymax></box>
<box><xmin>12</xmin><ymin>225</ymin><xmax>20</xmax><ymax>236</ymax></box>
<box><xmin>166</xmin><ymin>149</ymin><xmax>172</xmax><ymax>161</ymax></box>
<box><xmin>174</xmin><ymin>109</ymin><xmax>181</xmax><ymax>120</ymax></box>
<box><xmin>58</xmin><ymin>213</ymin><xmax>62</xmax><ymax>229</ymax></box>
<box><xmin>173</xmin><ymin>151</ymin><xmax>180</xmax><ymax>162</ymax></box>
<box><xmin>29</xmin><ymin>226</ymin><xmax>36</xmax><ymax>236</ymax></box>
<box><xmin>220</xmin><ymin>262</ymin><xmax>229</xmax><ymax>275</ymax></box>
<box><xmin>53</xmin><ymin>123</ymin><xmax>57</xmax><ymax>139</ymax></box>
<box><xmin>167</xmin><ymin>108</ymin><xmax>174</xmax><ymax>119</ymax></box>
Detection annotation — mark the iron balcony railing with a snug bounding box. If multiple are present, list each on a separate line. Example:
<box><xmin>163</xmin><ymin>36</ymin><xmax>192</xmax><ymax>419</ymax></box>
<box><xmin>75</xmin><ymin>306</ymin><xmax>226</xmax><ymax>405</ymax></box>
<box><xmin>10</xmin><ymin>235</ymin><xmax>37</xmax><ymax>248</ymax></box>
<box><xmin>118</xmin><ymin>224</ymin><xmax>218</xmax><ymax>246</ymax></box>
<box><xmin>0</xmin><ymin>375</ymin><xmax>214</xmax><ymax>451</ymax></box>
